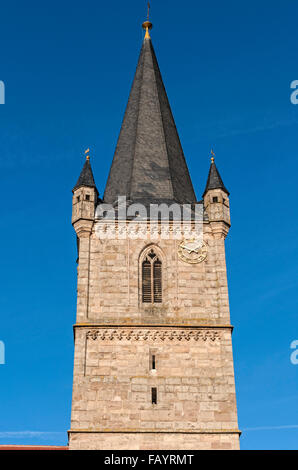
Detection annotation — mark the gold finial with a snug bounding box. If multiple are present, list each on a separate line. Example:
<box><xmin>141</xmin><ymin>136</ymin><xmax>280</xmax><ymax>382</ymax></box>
<box><xmin>85</xmin><ymin>148</ymin><xmax>90</xmax><ymax>161</ymax></box>
<box><xmin>142</xmin><ymin>2</ymin><xmax>153</xmax><ymax>39</ymax></box>
<box><xmin>210</xmin><ymin>149</ymin><xmax>215</xmax><ymax>163</ymax></box>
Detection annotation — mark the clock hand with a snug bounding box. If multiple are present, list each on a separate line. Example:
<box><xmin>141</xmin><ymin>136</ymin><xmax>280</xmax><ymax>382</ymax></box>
<box><xmin>190</xmin><ymin>245</ymin><xmax>202</xmax><ymax>253</ymax></box>
<box><xmin>180</xmin><ymin>245</ymin><xmax>193</xmax><ymax>253</ymax></box>
<box><xmin>181</xmin><ymin>246</ymin><xmax>200</xmax><ymax>255</ymax></box>
<box><xmin>181</xmin><ymin>243</ymin><xmax>201</xmax><ymax>253</ymax></box>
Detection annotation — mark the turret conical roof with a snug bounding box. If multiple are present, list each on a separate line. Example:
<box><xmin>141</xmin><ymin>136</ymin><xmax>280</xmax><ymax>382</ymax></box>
<box><xmin>203</xmin><ymin>160</ymin><xmax>229</xmax><ymax>197</ymax></box>
<box><xmin>73</xmin><ymin>158</ymin><xmax>98</xmax><ymax>193</ymax></box>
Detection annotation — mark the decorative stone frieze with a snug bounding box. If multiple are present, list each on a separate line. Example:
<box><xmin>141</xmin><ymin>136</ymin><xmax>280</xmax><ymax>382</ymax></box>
<box><xmin>86</xmin><ymin>328</ymin><xmax>221</xmax><ymax>342</ymax></box>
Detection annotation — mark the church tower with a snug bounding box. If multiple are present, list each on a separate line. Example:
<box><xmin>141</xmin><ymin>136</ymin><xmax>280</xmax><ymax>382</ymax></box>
<box><xmin>68</xmin><ymin>18</ymin><xmax>240</xmax><ymax>450</ymax></box>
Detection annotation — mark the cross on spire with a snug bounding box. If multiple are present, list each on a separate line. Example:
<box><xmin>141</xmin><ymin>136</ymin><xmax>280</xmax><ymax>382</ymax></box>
<box><xmin>142</xmin><ymin>2</ymin><xmax>153</xmax><ymax>39</ymax></box>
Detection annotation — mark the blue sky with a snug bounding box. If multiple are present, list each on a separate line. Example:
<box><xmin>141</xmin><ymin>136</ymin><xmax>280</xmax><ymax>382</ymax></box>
<box><xmin>0</xmin><ymin>0</ymin><xmax>297</xmax><ymax>450</ymax></box>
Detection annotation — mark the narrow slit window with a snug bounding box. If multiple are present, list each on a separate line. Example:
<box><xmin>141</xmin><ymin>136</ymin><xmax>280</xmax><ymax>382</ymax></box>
<box><xmin>152</xmin><ymin>387</ymin><xmax>157</xmax><ymax>404</ymax></box>
<box><xmin>152</xmin><ymin>355</ymin><xmax>156</xmax><ymax>370</ymax></box>
<box><xmin>142</xmin><ymin>250</ymin><xmax>162</xmax><ymax>304</ymax></box>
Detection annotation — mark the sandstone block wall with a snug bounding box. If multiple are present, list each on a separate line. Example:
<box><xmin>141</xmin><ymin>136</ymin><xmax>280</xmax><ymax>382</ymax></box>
<box><xmin>69</xmin><ymin>432</ymin><xmax>240</xmax><ymax>450</ymax></box>
<box><xmin>75</xmin><ymin>225</ymin><xmax>231</xmax><ymax>326</ymax></box>
<box><xmin>69</xmin><ymin>221</ymin><xmax>240</xmax><ymax>450</ymax></box>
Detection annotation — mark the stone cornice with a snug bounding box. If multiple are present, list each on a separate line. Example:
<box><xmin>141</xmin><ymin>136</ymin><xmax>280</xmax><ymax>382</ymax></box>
<box><xmin>74</xmin><ymin>323</ymin><xmax>233</xmax><ymax>329</ymax></box>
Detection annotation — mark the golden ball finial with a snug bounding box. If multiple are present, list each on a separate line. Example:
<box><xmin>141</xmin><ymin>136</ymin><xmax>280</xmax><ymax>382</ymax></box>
<box><xmin>142</xmin><ymin>20</ymin><xmax>153</xmax><ymax>39</ymax></box>
<box><xmin>211</xmin><ymin>149</ymin><xmax>215</xmax><ymax>163</ymax></box>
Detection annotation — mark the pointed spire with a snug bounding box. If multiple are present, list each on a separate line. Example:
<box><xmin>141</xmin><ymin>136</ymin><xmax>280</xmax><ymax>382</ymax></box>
<box><xmin>203</xmin><ymin>151</ymin><xmax>229</xmax><ymax>196</ymax></box>
<box><xmin>104</xmin><ymin>26</ymin><xmax>196</xmax><ymax>205</ymax></box>
<box><xmin>73</xmin><ymin>149</ymin><xmax>98</xmax><ymax>193</ymax></box>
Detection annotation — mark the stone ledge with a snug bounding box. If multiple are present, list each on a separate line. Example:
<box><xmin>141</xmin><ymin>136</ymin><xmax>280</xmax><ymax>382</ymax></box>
<box><xmin>74</xmin><ymin>323</ymin><xmax>233</xmax><ymax>329</ymax></box>
<box><xmin>68</xmin><ymin>429</ymin><xmax>241</xmax><ymax>435</ymax></box>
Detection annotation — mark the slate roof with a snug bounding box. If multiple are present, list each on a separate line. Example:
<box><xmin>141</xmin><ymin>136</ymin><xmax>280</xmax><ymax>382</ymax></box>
<box><xmin>103</xmin><ymin>36</ymin><xmax>197</xmax><ymax>206</ymax></box>
<box><xmin>203</xmin><ymin>161</ymin><xmax>229</xmax><ymax>197</ymax></box>
<box><xmin>73</xmin><ymin>159</ymin><xmax>98</xmax><ymax>193</ymax></box>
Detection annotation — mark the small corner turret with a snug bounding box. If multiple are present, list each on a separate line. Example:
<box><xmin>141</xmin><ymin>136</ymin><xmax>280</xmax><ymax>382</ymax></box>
<box><xmin>203</xmin><ymin>150</ymin><xmax>230</xmax><ymax>239</ymax></box>
<box><xmin>72</xmin><ymin>149</ymin><xmax>99</xmax><ymax>238</ymax></box>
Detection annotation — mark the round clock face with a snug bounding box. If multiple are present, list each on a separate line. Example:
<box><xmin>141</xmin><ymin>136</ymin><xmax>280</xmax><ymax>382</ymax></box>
<box><xmin>178</xmin><ymin>239</ymin><xmax>208</xmax><ymax>264</ymax></box>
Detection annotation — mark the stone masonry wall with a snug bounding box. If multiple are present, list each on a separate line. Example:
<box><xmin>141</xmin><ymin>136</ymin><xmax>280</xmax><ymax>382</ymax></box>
<box><xmin>69</xmin><ymin>432</ymin><xmax>240</xmax><ymax>450</ymax></box>
<box><xmin>69</xmin><ymin>220</ymin><xmax>240</xmax><ymax>449</ymax></box>
<box><xmin>75</xmin><ymin>223</ymin><xmax>231</xmax><ymax>326</ymax></box>
<box><xmin>69</xmin><ymin>326</ymin><xmax>239</xmax><ymax>449</ymax></box>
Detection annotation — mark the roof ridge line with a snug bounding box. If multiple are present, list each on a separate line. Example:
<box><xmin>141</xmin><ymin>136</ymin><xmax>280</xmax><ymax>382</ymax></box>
<box><xmin>128</xmin><ymin>40</ymin><xmax>147</xmax><ymax>200</ymax></box>
<box><xmin>148</xmin><ymin>41</ymin><xmax>175</xmax><ymax>201</ymax></box>
<box><xmin>149</xmin><ymin>41</ymin><xmax>196</xmax><ymax>204</ymax></box>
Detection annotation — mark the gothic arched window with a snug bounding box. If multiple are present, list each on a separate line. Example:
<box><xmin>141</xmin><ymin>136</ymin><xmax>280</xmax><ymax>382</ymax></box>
<box><xmin>142</xmin><ymin>249</ymin><xmax>162</xmax><ymax>304</ymax></box>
